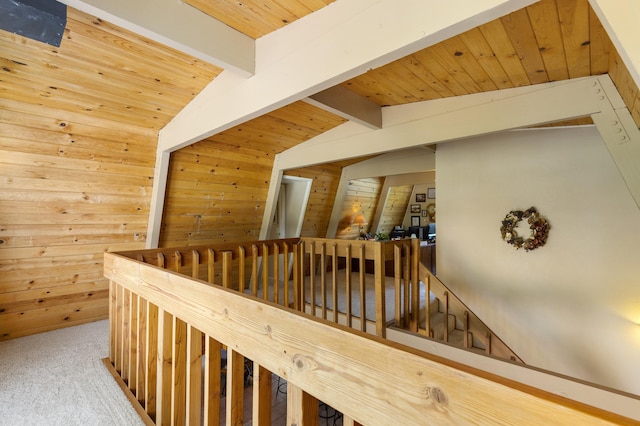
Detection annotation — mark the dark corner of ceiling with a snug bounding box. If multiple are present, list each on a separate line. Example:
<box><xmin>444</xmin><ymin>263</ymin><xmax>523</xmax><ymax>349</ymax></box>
<box><xmin>0</xmin><ymin>0</ymin><xmax>66</xmax><ymax>47</ymax></box>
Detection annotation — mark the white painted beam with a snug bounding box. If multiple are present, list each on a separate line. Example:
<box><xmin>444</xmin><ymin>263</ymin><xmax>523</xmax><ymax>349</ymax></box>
<box><xmin>159</xmin><ymin>0</ymin><xmax>537</xmax><ymax>152</ymax></box>
<box><xmin>279</xmin><ymin>77</ymin><xmax>610</xmax><ymax>169</ymax></box>
<box><xmin>59</xmin><ymin>0</ymin><xmax>255</xmax><ymax>76</ymax></box>
<box><xmin>589</xmin><ymin>0</ymin><xmax>640</xmax><ymax>89</ymax></box>
<box><xmin>146</xmin><ymin>151</ymin><xmax>170</xmax><ymax>249</ymax></box>
<box><xmin>304</xmin><ymin>86</ymin><xmax>382</xmax><ymax>129</ymax></box>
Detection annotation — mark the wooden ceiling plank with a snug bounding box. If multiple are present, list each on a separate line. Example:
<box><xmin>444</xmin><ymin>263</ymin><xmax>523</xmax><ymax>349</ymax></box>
<box><xmin>414</xmin><ymin>48</ymin><xmax>471</xmax><ymax>96</ymax></box>
<box><xmin>588</xmin><ymin>6</ymin><xmax>611</xmax><ymax>75</ymax></box>
<box><xmin>396</xmin><ymin>54</ymin><xmax>457</xmax><ymax>98</ymax></box>
<box><xmin>557</xmin><ymin>0</ymin><xmax>592</xmax><ymax>78</ymax></box>
<box><xmin>440</xmin><ymin>36</ymin><xmax>500</xmax><ymax>92</ymax></box>
<box><xmin>477</xmin><ymin>19</ymin><xmax>532</xmax><ymax>87</ymax></box>
<box><xmin>500</xmin><ymin>8</ymin><xmax>550</xmax><ymax>84</ymax></box>
<box><xmin>58</xmin><ymin>0</ymin><xmax>255</xmax><ymax>74</ymax></box>
<box><xmin>160</xmin><ymin>0</ymin><xmax>538</xmax><ymax>151</ymax></box>
<box><xmin>526</xmin><ymin>0</ymin><xmax>570</xmax><ymax>81</ymax></box>
<box><xmin>458</xmin><ymin>27</ymin><xmax>516</xmax><ymax>90</ymax></box>
<box><xmin>608</xmin><ymin>50</ymin><xmax>639</xmax><ymax>112</ymax></box>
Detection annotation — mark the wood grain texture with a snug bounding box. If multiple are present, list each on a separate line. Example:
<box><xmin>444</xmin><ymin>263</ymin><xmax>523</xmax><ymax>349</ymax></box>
<box><xmin>0</xmin><ymin>7</ymin><xmax>219</xmax><ymax>340</ymax></box>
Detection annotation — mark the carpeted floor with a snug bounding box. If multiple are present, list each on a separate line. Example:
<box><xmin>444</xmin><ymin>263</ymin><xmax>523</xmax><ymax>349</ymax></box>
<box><xmin>0</xmin><ymin>320</ymin><xmax>144</xmax><ymax>426</ymax></box>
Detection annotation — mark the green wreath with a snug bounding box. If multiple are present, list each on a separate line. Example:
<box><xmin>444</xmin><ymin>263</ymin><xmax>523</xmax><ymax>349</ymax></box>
<box><xmin>500</xmin><ymin>207</ymin><xmax>550</xmax><ymax>251</ymax></box>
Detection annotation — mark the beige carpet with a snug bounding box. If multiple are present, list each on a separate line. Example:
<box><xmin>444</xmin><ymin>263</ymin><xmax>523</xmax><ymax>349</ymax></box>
<box><xmin>0</xmin><ymin>320</ymin><xmax>144</xmax><ymax>426</ymax></box>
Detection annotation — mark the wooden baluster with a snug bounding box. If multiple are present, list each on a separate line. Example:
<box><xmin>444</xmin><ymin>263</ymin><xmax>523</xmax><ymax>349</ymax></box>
<box><xmin>238</xmin><ymin>246</ymin><xmax>246</xmax><ymax>293</ymax></box>
<box><xmin>203</xmin><ymin>336</ymin><xmax>222</xmax><ymax>426</ymax></box>
<box><xmin>463</xmin><ymin>310</ymin><xmax>470</xmax><ymax>348</ymax></box>
<box><xmin>374</xmin><ymin>241</ymin><xmax>386</xmax><ymax>338</ymax></box>
<box><xmin>394</xmin><ymin>244</ymin><xmax>402</xmax><ymax>327</ymax></box>
<box><xmin>286</xmin><ymin>383</ymin><xmax>318</xmax><ymax>426</ymax></box>
<box><xmin>296</xmin><ymin>242</ymin><xmax>304</xmax><ymax>312</ymax></box>
<box><xmin>345</xmin><ymin>244</ymin><xmax>352</xmax><ymax>328</ymax></box>
<box><xmin>156</xmin><ymin>309</ymin><xmax>173</xmax><ymax>425</ymax></box>
<box><xmin>443</xmin><ymin>291</ymin><xmax>450</xmax><ymax>342</ymax></box>
<box><xmin>122</xmin><ymin>288</ymin><xmax>131</xmax><ymax>384</ymax></box>
<box><xmin>283</xmin><ymin>242</ymin><xmax>290</xmax><ymax>308</ymax></box>
<box><xmin>145</xmin><ymin>302</ymin><xmax>159</xmax><ymax>421</ymax></box>
<box><xmin>252</xmin><ymin>363</ymin><xmax>272</xmax><ymax>425</ymax></box>
<box><xmin>411</xmin><ymin>238</ymin><xmax>420</xmax><ymax>333</ymax></box>
<box><xmin>109</xmin><ymin>281</ymin><xmax>117</xmax><ymax>365</ymax></box>
<box><xmin>137</xmin><ymin>254</ymin><xmax>144</xmax><ymax>262</ymax></box>
<box><xmin>273</xmin><ymin>243</ymin><xmax>280</xmax><ymax>304</ymax></box>
<box><xmin>358</xmin><ymin>244</ymin><xmax>366</xmax><ymax>333</ymax></box>
<box><xmin>174</xmin><ymin>251</ymin><xmax>182</xmax><ymax>273</ymax></box>
<box><xmin>320</xmin><ymin>242</ymin><xmax>327</xmax><ymax>320</ymax></box>
<box><xmin>222</xmin><ymin>251</ymin><xmax>232</xmax><ymax>289</ymax></box>
<box><xmin>425</xmin><ymin>273</ymin><xmax>431</xmax><ymax>337</ymax></box>
<box><xmin>226</xmin><ymin>349</ymin><xmax>246</xmax><ymax>425</ymax></box>
<box><xmin>262</xmin><ymin>243</ymin><xmax>269</xmax><ymax>301</ymax></box>
<box><xmin>402</xmin><ymin>243</ymin><xmax>410</xmax><ymax>330</ymax></box>
<box><xmin>251</xmin><ymin>245</ymin><xmax>259</xmax><ymax>297</ymax></box>
<box><xmin>191</xmin><ymin>250</ymin><xmax>199</xmax><ymax>279</ymax></box>
<box><xmin>309</xmin><ymin>243</ymin><xmax>316</xmax><ymax>315</ymax></box>
<box><xmin>486</xmin><ymin>332</ymin><xmax>493</xmax><ymax>356</ymax></box>
<box><xmin>128</xmin><ymin>291</ymin><xmax>139</xmax><ymax>396</ymax></box>
<box><xmin>207</xmin><ymin>248</ymin><xmax>215</xmax><ymax>285</ymax></box>
<box><xmin>186</xmin><ymin>325</ymin><xmax>203</xmax><ymax>425</ymax></box>
<box><xmin>172</xmin><ymin>318</ymin><xmax>188</xmax><ymax>425</ymax></box>
<box><xmin>136</xmin><ymin>296</ymin><xmax>147</xmax><ymax>405</ymax></box>
<box><xmin>157</xmin><ymin>253</ymin><xmax>165</xmax><ymax>269</ymax></box>
<box><xmin>331</xmin><ymin>243</ymin><xmax>338</xmax><ymax>323</ymax></box>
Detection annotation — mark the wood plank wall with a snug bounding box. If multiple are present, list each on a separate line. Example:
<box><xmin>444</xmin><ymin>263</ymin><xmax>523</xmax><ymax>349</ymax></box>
<box><xmin>377</xmin><ymin>184</ymin><xmax>414</xmax><ymax>236</ymax></box>
<box><xmin>334</xmin><ymin>177</ymin><xmax>384</xmax><ymax>240</ymax></box>
<box><xmin>0</xmin><ymin>102</ymin><xmax>155</xmax><ymax>339</ymax></box>
<box><xmin>0</xmin><ymin>8</ymin><xmax>219</xmax><ymax>340</ymax></box>
<box><xmin>160</xmin><ymin>102</ymin><xmax>346</xmax><ymax>247</ymax></box>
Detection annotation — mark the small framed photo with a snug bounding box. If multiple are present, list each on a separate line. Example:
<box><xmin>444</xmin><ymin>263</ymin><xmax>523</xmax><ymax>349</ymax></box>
<box><xmin>410</xmin><ymin>204</ymin><xmax>420</xmax><ymax>213</ymax></box>
<box><xmin>415</xmin><ymin>193</ymin><xmax>426</xmax><ymax>202</ymax></box>
<box><xmin>411</xmin><ymin>216</ymin><xmax>420</xmax><ymax>227</ymax></box>
<box><xmin>421</xmin><ymin>209</ymin><xmax>428</xmax><ymax>217</ymax></box>
<box><xmin>427</xmin><ymin>187</ymin><xmax>436</xmax><ymax>199</ymax></box>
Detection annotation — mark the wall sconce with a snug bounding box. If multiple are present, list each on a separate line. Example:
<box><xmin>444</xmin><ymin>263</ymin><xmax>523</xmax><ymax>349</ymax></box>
<box><xmin>353</xmin><ymin>214</ymin><xmax>367</xmax><ymax>239</ymax></box>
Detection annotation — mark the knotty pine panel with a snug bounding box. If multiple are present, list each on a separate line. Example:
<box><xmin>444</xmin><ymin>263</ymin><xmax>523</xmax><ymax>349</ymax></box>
<box><xmin>377</xmin><ymin>185</ymin><xmax>414</xmax><ymax>236</ymax></box>
<box><xmin>335</xmin><ymin>177</ymin><xmax>384</xmax><ymax>240</ymax></box>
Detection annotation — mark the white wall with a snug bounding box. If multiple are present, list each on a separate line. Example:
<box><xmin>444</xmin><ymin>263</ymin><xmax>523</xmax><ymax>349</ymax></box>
<box><xmin>436</xmin><ymin>126</ymin><xmax>640</xmax><ymax>396</ymax></box>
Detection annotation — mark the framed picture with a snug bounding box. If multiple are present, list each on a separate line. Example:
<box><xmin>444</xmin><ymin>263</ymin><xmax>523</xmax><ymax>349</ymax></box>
<box><xmin>411</xmin><ymin>216</ymin><xmax>420</xmax><ymax>227</ymax></box>
<box><xmin>427</xmin><ymin>187</ymin><xmax>436</xmax><ymax>199</ymax></box>
<box><xmin>421</xmin><ymin>209</ymin><xmax>428</xmax><ymax>217</ymax></box>
<box><xmin>410</xmin><ymin>204</ymin><xmax>420</xmax><ymax>213</ymax></box>
<box><xmin>415</xmin><ymin>193</ymin><xmax>426</xmax><ymax>202</ymax></box>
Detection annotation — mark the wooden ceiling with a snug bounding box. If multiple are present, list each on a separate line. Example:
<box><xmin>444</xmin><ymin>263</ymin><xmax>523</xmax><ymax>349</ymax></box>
<box><xmin>2</xmin><ymin>0</ymin><xmax>638</xmax><ymax>148</ymax></box>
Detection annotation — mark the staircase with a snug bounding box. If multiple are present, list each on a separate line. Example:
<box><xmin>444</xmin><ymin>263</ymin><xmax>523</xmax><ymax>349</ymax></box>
<box><xmin>408</xmin><ymin>264</ymin><xmax>523</xmax><ymax>363</ymax></box>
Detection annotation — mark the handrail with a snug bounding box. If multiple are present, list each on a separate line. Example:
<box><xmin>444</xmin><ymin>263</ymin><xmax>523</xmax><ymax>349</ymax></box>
<box><xmin>104</xmin><ymin>251</ymin><xmax>637</xmax><ymax>425</ymax></box>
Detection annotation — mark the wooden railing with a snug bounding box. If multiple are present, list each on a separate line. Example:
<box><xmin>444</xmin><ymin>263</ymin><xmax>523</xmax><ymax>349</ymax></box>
<box><xmin>104</xmin><ymin>248</ymin><xmax>637</xmax><ymax>425</ymax></box>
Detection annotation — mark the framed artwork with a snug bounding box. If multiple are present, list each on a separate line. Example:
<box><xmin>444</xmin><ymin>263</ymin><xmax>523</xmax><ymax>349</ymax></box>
<box><xmin>410</xmin><ymin>204</ymin><xmax>420</xmax><ymax>213</ymax></box>
<box><xmin>421</xmin><ymin>209</ymin><xmax>428</xmax><ymax>217</ymax></box>
<box><xmin>415</xmin><ymin>193</ymin><xmax>426</xmax><ymax>202</ymax></box>
<box><xmin>411</xmin><ymin>216</ymin><xmax>420</xmax><ymax>227</ymax></box>
<box><xmin>427</xmin><ymin>187</ymin><xmax>436</xmax><ymax>199</ymax></box>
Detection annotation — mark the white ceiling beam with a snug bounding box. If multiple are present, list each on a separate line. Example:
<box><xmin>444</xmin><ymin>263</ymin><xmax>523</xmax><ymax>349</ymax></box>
<box><xmin>58</xmin><ymin>0</ymin><xmax>255</xmax><ymax>76</ymax></box>
<box><xmin>304</xmin><ymin>86</ymin><xmax>382</xmax><ymax>130</ymax></box>
<box><xmin>159</xmin><ymin>0</ymin><xmax>537</xmax><ymax>152</ymax></box>
<box><xmin>589</xmin><ymin>0</ymin><xmax>640</xmax><ymax>90</ymax></box>
<box><xmin>278</xmin><ymin>77</ymin><xmax>609</xmax><ymax>169</ymax></box>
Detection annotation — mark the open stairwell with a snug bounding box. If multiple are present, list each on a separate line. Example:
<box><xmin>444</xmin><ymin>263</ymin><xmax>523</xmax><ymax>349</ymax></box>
<box><xmin>399</xmin><ymin>263</ymin><xmax>523</xmax><ymax>364</ymax></box>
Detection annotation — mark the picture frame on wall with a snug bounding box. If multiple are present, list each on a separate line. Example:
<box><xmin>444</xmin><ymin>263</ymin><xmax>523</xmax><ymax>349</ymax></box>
<box><xmin>410</xmin><ymin>204</ymin><xmax>420</xmax><ymax>213</ymax></box>
<box><xmin>421</xmin><ymin>209</ymin><xmax>428</xmax><ymax>217</ymax></box>
<box><xmin>415</xmin><ymin>193</ymin><xmax>426</xmax><ymax>202</ymax></box>
<box><xmin>411</xmin><ymin>216</ymin><xmax>420</xmax><ymax>227</ymax></box>
<box><xmin>427</xmin><ymin>187</ymin><xmax>436</xmax><ymax>199</ymax></box>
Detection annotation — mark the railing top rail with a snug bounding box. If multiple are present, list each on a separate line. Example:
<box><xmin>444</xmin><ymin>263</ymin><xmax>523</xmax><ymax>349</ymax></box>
<box><xmin>104</xmin><ymin>251</ymin><xmax>637</xmax><ymax>425</ymax></box>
